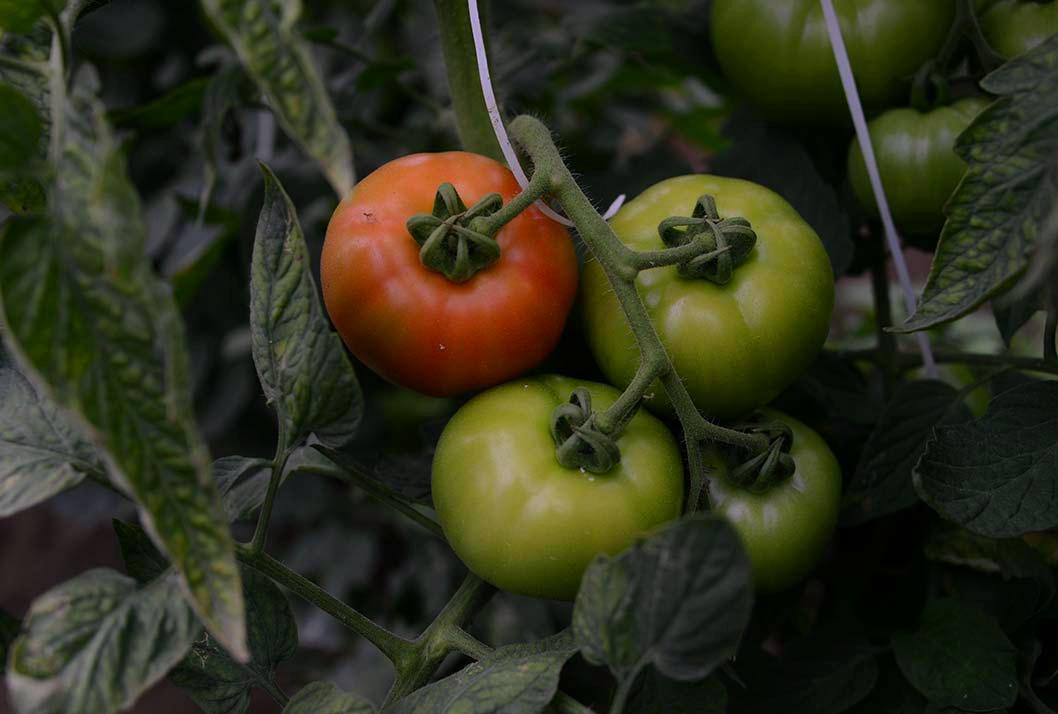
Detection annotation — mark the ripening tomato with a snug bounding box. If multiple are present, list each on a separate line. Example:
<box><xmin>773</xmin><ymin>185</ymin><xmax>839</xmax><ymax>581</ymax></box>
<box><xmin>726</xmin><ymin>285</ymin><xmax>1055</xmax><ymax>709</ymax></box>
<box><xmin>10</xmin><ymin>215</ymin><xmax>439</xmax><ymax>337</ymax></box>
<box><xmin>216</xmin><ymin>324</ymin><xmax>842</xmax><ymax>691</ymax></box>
<box><xmin>321</xmin><ymin>152</ymin><xmax>578</xmax><ymax>397</ymax></box>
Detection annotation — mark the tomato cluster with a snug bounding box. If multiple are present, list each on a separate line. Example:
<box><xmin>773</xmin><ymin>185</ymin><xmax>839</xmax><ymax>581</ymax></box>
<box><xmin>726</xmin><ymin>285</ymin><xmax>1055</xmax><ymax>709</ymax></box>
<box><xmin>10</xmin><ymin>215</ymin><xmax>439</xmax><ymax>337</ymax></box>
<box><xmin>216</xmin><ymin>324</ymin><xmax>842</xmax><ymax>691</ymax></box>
<box><xmin>318</xmin><ymin>0</ymin><xmax>1056</xmax><ymax>600</ymax></box>
<box><xmin>322</xmin><ymin>147</ymin><xmax>842</xmax><ymax>598</ymax></box>
<box><xmin>322</xmin><ymin>0</ymin><xmax>1054</xmax><ymax>599</ymax></box>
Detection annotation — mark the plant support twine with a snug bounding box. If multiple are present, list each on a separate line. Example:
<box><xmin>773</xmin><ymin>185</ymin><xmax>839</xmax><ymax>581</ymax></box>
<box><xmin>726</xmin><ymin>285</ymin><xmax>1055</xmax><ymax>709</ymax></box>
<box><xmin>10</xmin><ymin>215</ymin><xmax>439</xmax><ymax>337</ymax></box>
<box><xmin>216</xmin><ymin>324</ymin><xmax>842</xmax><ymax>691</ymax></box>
<box><xmin>820</xmin><ymin>0</ymin><xmax>938</xmax><ymax>376</ymax></box>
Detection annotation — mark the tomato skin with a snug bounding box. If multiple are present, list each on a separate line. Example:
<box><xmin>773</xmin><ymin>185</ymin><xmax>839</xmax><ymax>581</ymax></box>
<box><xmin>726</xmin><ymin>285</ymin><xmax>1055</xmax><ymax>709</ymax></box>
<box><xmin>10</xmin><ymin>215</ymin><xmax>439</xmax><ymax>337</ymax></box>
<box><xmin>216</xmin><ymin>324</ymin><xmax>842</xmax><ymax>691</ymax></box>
<box><xmin>581</xmin><ymin>176</ymin><xmax>834</xmax><ymax>420</ymax></box>
<box><xmin>710</xmin><ymin>0</ymin><xmax>954</xmax><ymax>125</ymax></box>
<box><xmin>321</xmin><ymin>152</ymin><xmax>578</xmax><ymax>397</ymax></box>
<box><xmin>705</xmin><ymin>409</ymin><xmax>841</xmax><ymax>592</ymax></box>
<box><xmin>431</xmin><ymin>375</ymin><xmax>684</xmax><ymax>601</ymax></box>
<box><xmin>980</xmin><ymin>0</ymin><xmax>1058</xmax><ymax>58</ymax></box>
<box><xmin>847</xmin><ymin>97</ymin><xmax>989</xmax><ymax>237</ymax></box>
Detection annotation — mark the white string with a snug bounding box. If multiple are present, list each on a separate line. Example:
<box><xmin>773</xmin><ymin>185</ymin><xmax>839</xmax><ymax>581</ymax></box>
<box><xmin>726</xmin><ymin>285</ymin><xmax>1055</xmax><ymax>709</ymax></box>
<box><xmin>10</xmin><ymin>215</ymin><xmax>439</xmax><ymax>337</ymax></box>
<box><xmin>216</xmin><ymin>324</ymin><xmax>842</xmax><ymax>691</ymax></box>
<box><xmin>466</xmin><ymin>0</ymin><xmax>625</xmax><ymax>225</ymax></box>
<box><xmin>819</xmin><ymin>0</ymin><xmax>937</xmax><ymax>377</ymax></box>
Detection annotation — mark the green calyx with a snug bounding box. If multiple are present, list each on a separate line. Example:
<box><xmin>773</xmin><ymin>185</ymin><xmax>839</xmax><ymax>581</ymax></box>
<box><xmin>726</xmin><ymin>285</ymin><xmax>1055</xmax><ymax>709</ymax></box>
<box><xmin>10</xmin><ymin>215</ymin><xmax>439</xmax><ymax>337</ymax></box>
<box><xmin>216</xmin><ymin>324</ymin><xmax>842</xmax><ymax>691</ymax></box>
<box><xmin>657</xmin><ymin>194</ymin><xmax>756</xmax><ymax>284</ymax></box>
<box><xmin>723</xmin><ymin>413</ymin><xmax>796</xmax><ymax>493</ymax></box>
<box><xmin>550</xmin><ymin>387</ymin><xmax>621</xmax><ymax>474</ymax></box>
<box><xmin>406</xmin><ymin>182</ymin><xmax>503</xmax><ymax>283</ymax></box>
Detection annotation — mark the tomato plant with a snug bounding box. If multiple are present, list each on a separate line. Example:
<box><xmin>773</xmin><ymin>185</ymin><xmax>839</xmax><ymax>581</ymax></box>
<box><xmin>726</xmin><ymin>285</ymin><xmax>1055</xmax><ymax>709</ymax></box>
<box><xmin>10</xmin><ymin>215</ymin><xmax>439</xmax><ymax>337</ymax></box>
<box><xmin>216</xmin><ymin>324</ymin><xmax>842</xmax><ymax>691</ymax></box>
<box><xmin>2</xmin><ymin>2</ymin><xmax>1058</xmax><ymax>714</ymax></box>
<box><xmin>321</xmin><ymin>152</ymin><xmax>577</xmax><ymax>397</ymax></box>
<box><xmin>980</xmin><ymin>0</ymin><xmax>1058</xmax><ymax>58</ymax></box>
<box><xmin>431</xmin><ymin>376</ymin><xmax>684</xmax><ymax>601</ymax></box>
<box><xmin>710</xmin><ymin>0</ymin><xmax>955</xmax><ymax>124</ymax></box>
<box><xmin>705</xmin><ymin>409</ymin><xmax>841</xmax><ymax>592</ymax></box>
<box><xmin>847</xmin><ymin>97</ymin><xmax>989</xmax><ymax>239</ymax></box>
<box><xmin>582</xmin><ymin>175</ymin><xmax>834</xmax><ymax>419</ymax></box>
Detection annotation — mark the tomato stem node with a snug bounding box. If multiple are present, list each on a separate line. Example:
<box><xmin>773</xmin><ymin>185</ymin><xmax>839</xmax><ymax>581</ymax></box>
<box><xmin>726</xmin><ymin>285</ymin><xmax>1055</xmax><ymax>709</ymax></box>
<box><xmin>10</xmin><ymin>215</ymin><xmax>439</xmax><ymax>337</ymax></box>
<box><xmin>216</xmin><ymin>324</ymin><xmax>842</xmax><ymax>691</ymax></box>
<box><xmin>551</xmin><ymin>387</ymin><xmax>622</xmax><ymax>473</ymax></box>
<box><xmin>656</xmin><ymin>194</ymin><xmax>756</xmax><ymax>284</ymax></box>
<box><xmin>724</xmin><ymin>413</ymin><xmax>797</xmax><ymax>492</ymax></box>
<box><xmin>406</xmin><ymin>182</ymin><xmax>503</xmax><ymax>283</ymax></box>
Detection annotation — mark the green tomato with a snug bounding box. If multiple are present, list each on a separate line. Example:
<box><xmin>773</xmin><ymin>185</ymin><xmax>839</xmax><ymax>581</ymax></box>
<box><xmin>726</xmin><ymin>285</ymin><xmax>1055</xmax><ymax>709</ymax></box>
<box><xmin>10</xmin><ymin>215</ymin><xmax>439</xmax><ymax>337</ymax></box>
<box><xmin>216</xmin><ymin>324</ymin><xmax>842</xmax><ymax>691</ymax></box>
<box><xmin>705</xmin><ymin>409</ymin><xmax>841</xmax><ymax>592</ymax></box>
<box><xmin>581</xmin><ymin>176</ymin><xmax>834</xmax><ymax>420</ymax></box>
<box><xmin>710</xmin><ymin>0</ymin><xmax>955</xmax><ymax>125</ymax></box>
<box><xmin>431</xmin><ymin>375</ymin><xmax>684</xmax><ymax>601</ymax></box>
<box><xmin>847</xmin><ymin>97</ymin><xmax>989</xmax><ymax>238</ymax></box>
<box><xmin>980</xmin><ymin>0</ymin><xmax>1058</xmax><ymax>59</ymax></box>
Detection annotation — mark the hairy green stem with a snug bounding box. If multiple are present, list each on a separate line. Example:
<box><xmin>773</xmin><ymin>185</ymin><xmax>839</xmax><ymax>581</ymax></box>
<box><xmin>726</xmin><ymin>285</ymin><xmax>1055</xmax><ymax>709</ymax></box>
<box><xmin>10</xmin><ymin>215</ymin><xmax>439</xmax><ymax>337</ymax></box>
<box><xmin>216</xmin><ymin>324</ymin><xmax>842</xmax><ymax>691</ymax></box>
<box><xmin>554</xmin><ymin>692</ymin><xmax>597</xmax><ymax>714</ymax></box>
<box><xmin>46</xmin><ymin>10</ymin><xmax>70</xmax><ymax>81</ymax></box>
<box><xmin>294</xmin><ymin>460</ymin><xmax>445</xmax><ymax>540</ymax></box>
<box><xmin>442</xmin><ymin>627</ymin><xmax>492</xmax><ymax>660</ymax></box>
<box><xmin>258</xmin><ymin>674</ymin><xmax>288</xmax><ymax>707</ymax></box>
<box><xmin>595</xmin><ymin>356</ymin><xmax>667</xmax><ymax>434</ymax></box>
<box><xmin>384</xmin><ymin>574</ymin><xmax>496</xmax><ymax>705</ymax></box>
<box><xmin>237</xmin><ymin>547</ymin><xmax>414</xmax><ymax>665</ymax></box>
<box><xmin>629</xmin><ymin>240</ymin><xmax>716</xmax><ymax>271</ymax></box>
<box><xmin>839</xmin><ymin>348</ymin><xmax>1058</xmax><ymax>376</ymax></box>
<box><xmin>607</xmin><ymin>667</ymin><xmax>641</xmax><ymax>714</ymax></box>
<box><xmin>475</xmin><ymin>169</ymin><xmax>551</xmax><ymax>235</ymax></box>
<box><xmin>247</xmin><ymin>440</ymin><xmax>292</xmax><ymax>554</ymax></box>
<box><xmin>432</xmin><ymin>0</ymin><xmax>504</xmax><ymax>160</ymax></box>
<box><xmin>508</xmin><ymin>115</ymin><xmax>768</xmax><ymax>507</ymax></box>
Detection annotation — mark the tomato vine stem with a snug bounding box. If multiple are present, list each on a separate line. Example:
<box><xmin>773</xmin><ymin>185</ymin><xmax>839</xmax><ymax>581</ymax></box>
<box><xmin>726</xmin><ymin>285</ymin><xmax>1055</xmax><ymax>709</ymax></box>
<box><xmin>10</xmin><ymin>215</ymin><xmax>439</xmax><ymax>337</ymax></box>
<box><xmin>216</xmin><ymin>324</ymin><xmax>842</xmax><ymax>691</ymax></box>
<box><xmin>236</xmin><ymin>546</ymin><xmax>415</xmax><ymax>665</ymax></box>
<box><xmin>383</xmin><ymin>573</ymin><xmax>496</xmax><ymax>705</ymax></box>
<box><xmin>247</xmin><ymin>436</ymin><xmax>292</xmax><ymax>555</ymax></box>
<box><xmin>508</xmin><ymin>115</ymin><xmax>769</xmax><ymax>508</ymax></box>
<box><xmin>433</xmin><ymin>0</ymin><xmax>504</xmax><ymax>161</ymax></box>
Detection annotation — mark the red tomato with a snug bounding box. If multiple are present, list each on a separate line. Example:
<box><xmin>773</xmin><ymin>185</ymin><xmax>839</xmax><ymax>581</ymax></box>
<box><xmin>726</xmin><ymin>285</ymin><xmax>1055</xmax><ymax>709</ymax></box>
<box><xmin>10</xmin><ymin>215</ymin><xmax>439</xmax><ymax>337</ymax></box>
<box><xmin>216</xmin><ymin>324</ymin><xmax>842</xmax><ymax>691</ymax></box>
<box><xmin>322</xmin><ymin>152</ymin><xmax>578</xmax><ymax>396</ymax></box>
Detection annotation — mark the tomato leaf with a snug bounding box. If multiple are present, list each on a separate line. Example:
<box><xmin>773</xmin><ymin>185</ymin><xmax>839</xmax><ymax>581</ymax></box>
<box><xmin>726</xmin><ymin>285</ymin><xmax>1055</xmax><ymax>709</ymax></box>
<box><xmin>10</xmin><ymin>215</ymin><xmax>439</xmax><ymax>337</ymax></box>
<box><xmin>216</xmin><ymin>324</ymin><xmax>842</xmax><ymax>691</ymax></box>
<box><xmin>0</xmin><ymin>355</ymin><xmax>105</xmax><ymax>517</ymax></box>
<box><xmin>114</xmin><ymin>519</ymin><xmax>300</xmax><ymax>714</ymax></box>
<box><xmin>168</xmin><ymin>565</ymin><xmax>298</xmax><ymax>714</ymax></box>
<box><xmin>199</xmin><ymin>0</ymin><xmax>354</xmax><ymax>197</ymax></box>
<box><xmin>284</xmin><ymin>681</ymin><xmax>375</xmax><ymax>713</ymax></box>
<box><xmin>0</xmin><ymin>83</ymin><xmax>41</xmax><ymax>173</ymax></box>
<box><xmin>924</xmin><ymin>528</ymin><xmax>1055</xmax><ymax>622</ymax></box>
<box><xmin>213</xmin><ymin>455</ymin><xmax>273</xmax><ymax>522</ymax></box>
<box><xmin>991</xmin><ymin>284</ymin><xmax>1046</xmax><ymax>344</ymax></box>
<box><xmin>897</xmin><ymin>34</ymin><xmax>1058</xmax><ymax>332</ymax></box>
<box><xmin>0</xmin><ymin>67</ymin><xmax>248</xmax><ymax>660</ymax></box>
<box><xmin>385</xmin><ymin>632</ymin><xmax>578</xmax><ymax>714</ymax></box>
<box><xmin>6</xmin><ymin>569</ymin><xmax>202</xmax><ymax>713</ymax></box>
<box><xmin>573</xmin><ymin>514</ymin><xmax>752</xmax><ymax>682</ymax></box>
<box><xmin>0</xmin><ymin>30</ymin><xmax>51</xmax><ymax>214</ymax></box>
<box><xmin>842</xmin><ymin>380</ymin><xmax>972</xmax><ymax>526</ymax></box>
<box><xmin>914</xmin><ymin>380</ymin><xmax>1058</xmax><ymax>537</ymax></box>
<box><xmin>891</xmin><ymin>599</ymin><xmax>1018</xmax><ymax>712</ymax></box>
<box><xmin>250</xmin><ymin>164</ymin><xmax>363</xmax><ymax>452</ymax></box>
